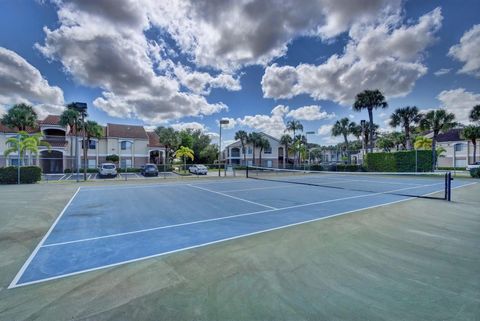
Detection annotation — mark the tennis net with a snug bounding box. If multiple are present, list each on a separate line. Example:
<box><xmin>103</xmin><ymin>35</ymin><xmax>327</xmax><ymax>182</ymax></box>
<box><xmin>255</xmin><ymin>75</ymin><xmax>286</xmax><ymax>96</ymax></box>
<box><xmin>246</xmin><ymin>166</ymin><xmax>453</xmax><ymax>200</ymax></box>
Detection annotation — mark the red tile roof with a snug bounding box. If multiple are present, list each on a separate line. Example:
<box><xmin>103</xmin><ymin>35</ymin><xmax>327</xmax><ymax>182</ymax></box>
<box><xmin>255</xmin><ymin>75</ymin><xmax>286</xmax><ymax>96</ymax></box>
<box><xmin>107</xmin><ymin>123</ymin><xmax>148</xmax><ymax>139</ymax></box>
<box><xmin>0</xmin><ymin>123</ymin><xmax>39</xmax><ymax>133</ymax></box>
<box><xmin>147</xmin><ymin>131</ymin><xmax>164</xmax><ymax>147</ymax></box>
<box><xmin>39</xmin><ymin>115</ymin><xmax>62</xmax><ymax>126</ymax></box>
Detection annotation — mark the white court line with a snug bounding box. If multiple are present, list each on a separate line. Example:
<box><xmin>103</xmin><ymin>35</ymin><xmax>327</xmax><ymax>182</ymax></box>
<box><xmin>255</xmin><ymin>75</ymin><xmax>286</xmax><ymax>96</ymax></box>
<box><xmin>188</xmin><ymin>184</ymin><xmax>278</xmax><ymax>210</ymax></box>
<box><xmin>12</xmin><ymin>182</ymin><xmax>477</xmax><ymax>289</ymax></box>
<box><xmin>41</xmin><ymin>181</ymin><xmax>445</xmax><ymax>248</ymax></box>
<box><xmin>8</xmin><ymin>187</ymin><xmax>82</xmax><ymax>289</ymax></box>
<box><xmin>58</xmin><ymin>174</ymin><xmax>67</xmax><ymax>181</ymax></box>
<box><xmin>221</xmin><ymin>185</ymin><xmax>298</xmax><ymax>193</ymax></box>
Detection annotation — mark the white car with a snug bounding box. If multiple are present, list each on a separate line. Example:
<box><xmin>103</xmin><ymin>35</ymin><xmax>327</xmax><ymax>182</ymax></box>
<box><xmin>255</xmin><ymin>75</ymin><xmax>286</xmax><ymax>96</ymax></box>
<box><xmin>189</xmin><ymin>164</ymin><xmax>208</xmax><ymax>175</ymax></box>
<box><xmin>466</xmin><ymin>161</ymin><xmax>480</xmax><ymax>170</ymax></box>
<box><xmin>98</xmin><ymin>163</ymin><xmax>117</xmax><ymax>178</ymax></box>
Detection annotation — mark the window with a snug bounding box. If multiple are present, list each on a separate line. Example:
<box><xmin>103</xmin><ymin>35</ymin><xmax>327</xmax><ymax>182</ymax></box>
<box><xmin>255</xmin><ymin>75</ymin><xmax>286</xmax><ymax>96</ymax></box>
<box><xmin>88</xmin><ymin>159</ymin><xmax>96</xmax><ymax>169</ymax></box>
<box><xmin>247</xmin><ymin>147</ymin><xmax>253</xmax><ymax>155</ymax></box>
<box><xmin>267</xmin><ymin>160</ymin><xmax>273</xmax><ymax>167</ymax></box>
<box><xmin>9</xmin><ymin>157</ymin><xmax>19</xmax><ymax>166</ymax></box>
<box><xmin>120</xmin><ymin>159</ymin><xmax>132</xmax><ymax>169</ymax></box>
<box><xmin>88</xmin><ymin>140</ymin><xmax>96</xmax><ymax>150</ymax></box>
<box><xmin>121</xmin><ymin>141</ymin><xmax>132</xmax><ymax>150</ymax></box>
<box><xmin>454</xmin><ymin>144</ymin><xmax>464</xmax><ymax>151</ymax></box>
<box><xmin>264</xmin><ymin>147</ymin><xmax>272</xmax><ymax>154</ymax></box>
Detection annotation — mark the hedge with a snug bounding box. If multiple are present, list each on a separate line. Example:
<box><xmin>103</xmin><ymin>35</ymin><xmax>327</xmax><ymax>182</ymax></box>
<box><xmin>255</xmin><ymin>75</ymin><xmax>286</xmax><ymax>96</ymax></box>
<box><xmin>365</xmin><ymin>150</ymin><xmax>432</xmax><ymax>172</ymax></box>
<box><xmin>0</xmin><ymin>166</ymin><xmax>42</xmax><ymax>184</ymax></box>
<box><xmin>470</xmin><ymin>168</ymin><xmax>480</xmax><ymax>178</ymax></box>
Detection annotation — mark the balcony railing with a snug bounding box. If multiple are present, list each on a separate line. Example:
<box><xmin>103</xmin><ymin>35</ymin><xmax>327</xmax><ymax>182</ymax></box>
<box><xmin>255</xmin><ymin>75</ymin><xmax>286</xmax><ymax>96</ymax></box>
<box><xmin>43</xmin><ymin>135</ymin><xmax>67</xmax><ymax>142</ymax></box>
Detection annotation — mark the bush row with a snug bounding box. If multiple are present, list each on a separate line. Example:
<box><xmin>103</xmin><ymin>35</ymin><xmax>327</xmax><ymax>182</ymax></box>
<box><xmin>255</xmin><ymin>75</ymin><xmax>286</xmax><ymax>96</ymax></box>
<box><xmin>0</xmin><ymin>166</ymin><xmax>42</xmax><ymax>184</ymax></box>
<box><xmin>365</xmin><ymin>150</ymin><xmax>432</xmax><ymax>172</ymax></box>
<box><xmin>470</xmin><ymin>168</ymin><xmax>480</xmax><ymax>178</ymax></box>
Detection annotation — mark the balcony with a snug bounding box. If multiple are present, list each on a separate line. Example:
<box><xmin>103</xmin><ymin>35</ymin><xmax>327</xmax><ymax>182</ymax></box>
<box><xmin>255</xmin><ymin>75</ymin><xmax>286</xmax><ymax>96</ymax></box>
<box><xmin>42</xmin><ymin>135</ymin><xmax>68</xmax><ymax>148</ymax></box>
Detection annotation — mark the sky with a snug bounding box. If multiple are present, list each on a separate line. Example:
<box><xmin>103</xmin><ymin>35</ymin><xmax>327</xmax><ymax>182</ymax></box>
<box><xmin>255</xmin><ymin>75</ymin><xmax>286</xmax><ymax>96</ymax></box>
<box><xmin>0</xmin><ymin>0</ymin><xmax>479</xmax><ymax>146</ymax></box>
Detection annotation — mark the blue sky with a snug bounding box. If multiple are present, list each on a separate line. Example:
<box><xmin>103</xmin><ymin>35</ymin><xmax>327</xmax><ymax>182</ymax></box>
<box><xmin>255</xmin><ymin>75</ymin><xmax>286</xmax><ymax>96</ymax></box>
<box><xmin>0</xmin><ymin>0</ymin><xmax>479</xmax><ymax>146</ymax></box>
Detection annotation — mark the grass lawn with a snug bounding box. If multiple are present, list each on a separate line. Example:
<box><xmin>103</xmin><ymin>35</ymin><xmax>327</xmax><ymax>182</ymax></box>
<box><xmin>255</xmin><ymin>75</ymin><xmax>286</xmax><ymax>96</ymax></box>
<box><xmin>0</xmin><ymin>179</ymin><xmax>479</xmax><ymax>320</ymax></box>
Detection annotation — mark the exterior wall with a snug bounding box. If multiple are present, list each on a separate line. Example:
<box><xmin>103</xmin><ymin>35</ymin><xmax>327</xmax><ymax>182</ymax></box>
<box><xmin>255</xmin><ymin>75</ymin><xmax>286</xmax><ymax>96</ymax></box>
<box><xmin>437</xmin><ymin>140</ymin><xmax>480</xmax><ymax>167</ymax></box>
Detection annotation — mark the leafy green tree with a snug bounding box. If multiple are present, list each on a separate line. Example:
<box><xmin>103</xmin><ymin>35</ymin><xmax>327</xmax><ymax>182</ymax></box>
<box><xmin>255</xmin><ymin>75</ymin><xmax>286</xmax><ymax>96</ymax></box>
<box><xmin>190</xmin><ymin>129</ymin><xmax>212</xmax><ymax>164</ymax></box>
<box><xmin>247</xmin><ymin>132</ymin><xmax>262</xmax><ymax>165</ymax></box>
<box><xmin>199</xmin><ymin>144</ymin><xmax>218</xmax><ymax>164</ymax></box>
<box><xmin>285</xmin><ymin>120</ymin><xmax>303</xmax><ymax>165</ymax></box>
<box><xmin>470</xmin><ymin>105</ymin><xmax>480</xmax><ymax>123</ymax></box>
<box><xmin>155</xmin><ymin>127</ymin><xmax>180</xmax><ymax>165</ymax></box>
<box><xmin>234</xmin><ymin>130</ymin><xmax>248</xmax><ymax>165</ymax></box>
<box><xmin>80</xmin><ymin>120</ymin><xmax>103</xmax><ymax>174</ymax></box>
<box><xmin>462</xmin><ymin>125</ymin><xmax>480</xmax><ymax>163</ymax></box>
<box><xmin>331</xmin><ymin>117</ymin><xmax>357</xmax><ymax>163</ymax></box>
<box><xmin>414</xmin><ymin>136</ymin><xmax>432</xmax><ymax>150</ymax></box>
<box><xmin>59</xmin><ymin>104</ymin><xmax>81</xmax><ymax>169</ymax></box>
<box><xmin>175</xmin><ymin>146</ymin><xmax>194</xmax><ymax>173</ymax></box>
<box><xmin>1</xmin><ymin>103</ymin><xmax>38</xmax><ymax>131</ymax></box>
<box><xmin>389</xmin><ymin>106</ymin><xmax>421</xmax><ymax>150</ymax></box>
<box><xmin>258</xmin><ymin>137</ymin><xmax>271</xmax><ymax>166</ymax></box>
<box><xmin>420</xmin><ymin>109</ymin><xmax>457</xmax><ymax>170</ymax></box>
<box><xmin>179</xmin><ymin>130</ymin><xmax>194</xmax><ymax>149</ymax></box>
<box><xmin>353</xmin><ymin>89</ymin><xmax>388</xmax><ymax>152</ymax></box>
<box><xmin>4</xmin><ymin>131</ymin><xmax>51</xmax><ymax>166</ymax></box>
<box><xmin>376</xmin><ymin>134</ymin><xmax>395</xmax><ymax>152</ymax></box>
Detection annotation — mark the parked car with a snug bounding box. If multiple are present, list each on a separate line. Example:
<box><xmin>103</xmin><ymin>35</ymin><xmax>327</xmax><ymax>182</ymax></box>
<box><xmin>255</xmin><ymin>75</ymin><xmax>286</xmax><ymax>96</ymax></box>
<box><xmin>189</xmin><ymin>164</ymin><xmax>208</xmax><ymax>175</ymax></box>
<box><xmin>467</xmin><ymin>161</ymin><xmax>480</xmax><ymax>170</ymax></box>
<box><xmin>98</xmin><ymin>163</ymin><xmax>117</xmax><ymax>178</ymax></box>
<box><xmin>141</xmin><ymin>163</ymin><xmax>159</xmax><ymax>177</ymax></box>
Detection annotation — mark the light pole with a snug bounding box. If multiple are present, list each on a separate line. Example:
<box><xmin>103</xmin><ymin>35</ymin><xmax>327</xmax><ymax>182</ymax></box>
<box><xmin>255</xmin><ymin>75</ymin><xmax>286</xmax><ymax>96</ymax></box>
<box><xmin>218</xmin><ymin>119</ymin><xmax>229</xmax><ymax>176</ymax></box>
<box><xmin>17</xmin><ymin>133</ymin><xmax>21</xmax><ymax>184</ymax></box>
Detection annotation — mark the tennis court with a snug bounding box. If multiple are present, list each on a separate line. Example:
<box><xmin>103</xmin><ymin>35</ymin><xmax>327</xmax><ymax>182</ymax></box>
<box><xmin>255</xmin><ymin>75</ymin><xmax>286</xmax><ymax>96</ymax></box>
<box><xmin>9</xmin><ymin>169</ymin><xmax>475</xmax><ymax>288</ymax></box>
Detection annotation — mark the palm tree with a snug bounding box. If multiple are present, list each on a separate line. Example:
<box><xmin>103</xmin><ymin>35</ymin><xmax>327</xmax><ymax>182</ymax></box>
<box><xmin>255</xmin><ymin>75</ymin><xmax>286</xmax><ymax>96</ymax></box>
<box><xmin>414</xmin><ymin>136</ymin><xmax>432</xmax><ymax>150</ymax></box>
<box><xmin>376</xmin><ymin>134</ymin><xmax>395</xmax><ymax>152</ymax></box>
<box><xmin>390</xmin><ymin>131</ymin><xmax>406</xmax><ymax>151</ymax></box>
<box><xmin>175</xmin><ymin>146</ymin><xmax>194</xmax><ymax>174</ymax></box>
<box><xmin>331</xmin><ymin>118</ymin><xmax>357</xmax><ymax>163</ymax></box>
<box><xmin>389</xmin><ymin>106</ymin><xmax>421</xmax><ymax>150</ymax></box>
<box><xmin>363</xmin><ymin>122</ymin><xmax>379</xmax><ymax>151</ymax></box>
<box><xmin>280</xmin><ymin>134</ymin><xmax>293</xmax><ymax>168</ymax></box>
<box><xmin>462</xmin><ymin>125</ymin><xmax>480</xmax><ymax>163</ymax></box>
<box><xmin>1</xmin><ymin>103</ymin><xmax>38</xmax><ymax>131</ymax></box>
<box><xmin>4</xmin><ymin>131</ymin><xmax>51</xmax><ymax>166</ymax></box>
<box><xmin>285</xmin><ymin>120</ymin><xmax>303</xmax><ymax>165</ymax></box>
<box><xmin>80</xmin><ymin>120</ymin><xmax>103</xmax><ymax>176</ymax></box>
<box><xmin>234</xmin><ymin>130</ymin><xmax>248</xmax><ymax>165</ymax></box>
<box><xmin>155</xmin><ymin>126</ymin><xmax>180</xmax><ymax>168</ymax></box>
<box><xmin>258</xmin><ymin>137</ymin><xmax>271</xmax><ymax>166</ymax></box>
<box><xmin>420</xmin><ymin>109</ymin><xmax>457</xmax><ymax>170</ymax></box>
<box><xmin>470</xmin><ymin>105</ymin><xmax>480</xmax><ymax>123</ymax></box>
<box><xmin>59</xmin><ymin>105</ymin><xmax>81</xmax><ymax>171</ymax></box>
<box><xmin>247</xmin><ymin>132</ymin><xmax>262</xmax><ymax>165</ymax></box>
<box><xmin>353</xmin><ymin>89</ymin><xmax>388</xmax><ymax>152</ymax></box>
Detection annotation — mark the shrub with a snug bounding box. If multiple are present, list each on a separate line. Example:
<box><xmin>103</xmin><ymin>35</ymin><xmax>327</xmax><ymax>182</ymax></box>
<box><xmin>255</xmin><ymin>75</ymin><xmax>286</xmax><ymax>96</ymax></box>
<box><xmin>0</xmin><ymin>166</ymin><xmax>42</xmax><ymax>184</ymax></box>
<box><xmin>105</xmin><ymin>154</ymin><xmax>119</xmax><ymax>163</ymax></box>
<box><xmin>365</xmin><ymin>150</ymin><xmax>432</xmax><ymax>172</ymax></box>
<box><xmin>470</xmin><ymin>168</ymin><xmax>480</xmax><ymax>178</ymax></box>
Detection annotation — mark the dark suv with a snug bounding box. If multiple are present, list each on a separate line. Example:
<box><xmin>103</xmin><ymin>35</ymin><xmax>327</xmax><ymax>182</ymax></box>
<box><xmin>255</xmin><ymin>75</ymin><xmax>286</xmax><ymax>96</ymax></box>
<box><xmin>141</xmin><ymin>163</ymin><xmax>159</xmax><ymax>177</ymax></box>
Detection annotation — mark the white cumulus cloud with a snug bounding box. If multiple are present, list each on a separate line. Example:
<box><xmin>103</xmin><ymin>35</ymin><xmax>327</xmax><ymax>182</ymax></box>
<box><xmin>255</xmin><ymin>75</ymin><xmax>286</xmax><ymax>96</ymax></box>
<box><xmin>287</xmin><ymin>105</ymin><xmax>335</xmax><ymax>121</ymax></box>
<box><xmin>437</xmin><ymin>88</ymin><xmax>480</xmax><ymax>124</ymax></box>
<box><xmin>449</xmin><ymin>24</ymin><xmax>480</xmax><ymax>78</ymax></box>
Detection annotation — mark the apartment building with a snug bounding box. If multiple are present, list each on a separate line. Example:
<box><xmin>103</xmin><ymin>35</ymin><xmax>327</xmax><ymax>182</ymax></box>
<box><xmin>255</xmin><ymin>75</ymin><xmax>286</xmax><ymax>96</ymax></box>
<box><xmin>0</xmin><ymin>115</ymin><xmax>166</xmax><ymax>173</ymax></box>
<box><xmin>427</xmin><ymin>128</ymin><xmax>480</xmax><ymax>167</ymax></box>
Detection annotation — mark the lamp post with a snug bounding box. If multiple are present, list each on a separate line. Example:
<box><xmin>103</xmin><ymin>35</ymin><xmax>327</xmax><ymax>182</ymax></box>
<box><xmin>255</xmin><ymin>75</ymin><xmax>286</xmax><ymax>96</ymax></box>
<box><xmin>218</xmin><ymin>119</ymin><xmax>229</xmax><ymax>176</ymax></box>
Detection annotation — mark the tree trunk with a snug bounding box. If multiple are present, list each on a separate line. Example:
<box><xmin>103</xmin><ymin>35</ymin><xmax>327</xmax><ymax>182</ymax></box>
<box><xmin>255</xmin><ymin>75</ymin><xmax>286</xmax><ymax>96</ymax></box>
<box><xmin>242</xmin><ymin>143</ymin><xmax>246</xmax><ymax>166</ymax></box>
<box><xmin>432</xmin><ymin>134</ymin><xmax>437</xmax><ymax>171</ymax></box>
<box><xmin>259</xmin><ymin>148</ymin><xmax>263</xmax><ymax>166</ymax></box>
<box><xmin>343</xmin><ymin>134</ymin><xmax>349</xmax><ymax>164</ymax></box>
<box><xmin>368</xmin><ymin>108</ymin><xmax>374</xmax><ymax>153</ymax></box>
<box><xmin>473</xmin><ymin>139</ymin><xmax>477</xmax><ymax>163</ymax></box>
<box><xmin>252</xmin><ymin>144</ymin><xmax>256</xmax><ymax>166</ymax></box>
<box><xmin>405</xmin><ymin>124</ymin><xmax>411</xmax><ymax>150</ymax></box>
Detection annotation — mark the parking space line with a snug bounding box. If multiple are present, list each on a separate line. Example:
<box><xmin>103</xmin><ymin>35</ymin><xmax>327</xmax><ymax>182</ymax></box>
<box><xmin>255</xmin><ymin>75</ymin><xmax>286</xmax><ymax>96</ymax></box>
<box><xmin>188</xmin><ymin>184</ymin><xmax>278</xmax><ymax>210</ymax></box>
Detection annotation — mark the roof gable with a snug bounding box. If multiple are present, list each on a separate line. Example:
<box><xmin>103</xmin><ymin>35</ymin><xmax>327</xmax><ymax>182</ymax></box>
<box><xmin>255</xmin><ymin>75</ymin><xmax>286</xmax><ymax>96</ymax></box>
<box><xmin>107</xmin><ymin>123</ymin><xmax>148</xmax><ymax>139</ymax></box>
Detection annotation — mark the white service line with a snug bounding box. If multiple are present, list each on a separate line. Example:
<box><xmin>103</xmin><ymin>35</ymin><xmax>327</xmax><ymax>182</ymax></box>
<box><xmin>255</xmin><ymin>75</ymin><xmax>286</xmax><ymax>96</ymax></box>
<box><xmin>221</xmin><ymin>184</ymin><xmax>298</xmax><ymax>193</ymax></box>
<box><xmin>188</xmin><ymin>184</ymin><xmax>278</xmax><ymax>210</ymax></box>
<box><xmin>40</xmin><ymin>181</ymin><xmax>445</xmax><ymax>249</ymax></box>
<box><xmin>8</xmin><ymin>187</ymin><xmax>82</xmax><ymax>289</ymax></box>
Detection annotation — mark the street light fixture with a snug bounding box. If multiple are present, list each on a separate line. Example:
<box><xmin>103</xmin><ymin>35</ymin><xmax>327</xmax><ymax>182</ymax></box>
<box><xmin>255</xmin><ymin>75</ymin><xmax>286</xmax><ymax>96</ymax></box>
<box><xmin>218</xmin><ymin>119</ymin><xmax>230</xmax><ymax>177</ymax></box>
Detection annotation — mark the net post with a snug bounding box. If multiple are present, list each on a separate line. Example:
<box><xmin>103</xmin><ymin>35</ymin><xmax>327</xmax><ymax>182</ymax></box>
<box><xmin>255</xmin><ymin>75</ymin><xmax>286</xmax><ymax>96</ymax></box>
<box><xmin>447</xmin><ymin>171</ymin><xmax>452</xmax><ymax>202</ymax></box>
<box><xmin>246</xmin><ymin>165</ymin><xmax>249</xmax><ymax>178</ymax></box>
<box><xmin>444</xmin><ymin>172</ymin><xmax>448</xmax><ymax>200</ymax></box>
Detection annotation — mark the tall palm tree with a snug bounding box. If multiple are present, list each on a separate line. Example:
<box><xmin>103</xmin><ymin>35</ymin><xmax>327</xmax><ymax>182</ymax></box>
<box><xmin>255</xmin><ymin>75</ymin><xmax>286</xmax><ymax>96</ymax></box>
<box><xmin>1</xmin><ymin>103</ymin><xmax>38</xmax><ymax>131</ymax></box>
<box><xmin>155</xmin><ymin>126</ymin><xmax>180</xmax><ymax>167</ymax></box>
<box><xmin>59</xmin><ymin>105</ymin><xmax>81</xmax><ymax>170</ymax></box>
<box><xmin>285</xmin><ymin>120</ymin><xmax>303</xmax><ymax>165</ymax></box>
<box><xmin>353</xmin><ymin>89</ymin><xmax>388</xmax><ymax>152</ymax></box>
<box><xmin>462</xmin><ymin>125</ymin><xmax>480</xmax><ymax>163</ymax></box>
<box><xmin>389</xmin><ymin>106</ymin><xmax>421</xmax><ymax>150</ymax></box>
<box><xmin>234</xmin><ymin>130</ymin><xmax>248</xmax><ymax>165</ymax></box>
<box><xmin>258</xmin><ymin>137</ymin><xmax>271</xmax><ymax>166</ymax></box>
<box><xmin>331</xmin><ymin>118</ymin><xmax>357</xmax><ymax>163</ymax></box>
<box><xmin>414</xmin><ymin>136</ymin><xmax>432</xmax><ymax>150</ymax></box>
<box><xmin>470</xmin><ymin>105</ymin><xmax>480</xmax><ymax>123</ymax></box>
<box><xmin>280</xmin><ymin>134</ymin><xmax>293</xmax><ymax>168</ymax></box>
<box><xmin>420</xmin><ymin>109</ymin><xmax>457</xmax><ymax>170</ymax></box>
<box><xmin>79</xmin><ymin>120</ymin><xmax>103</xmax><ymax>176</ymax></box>
<box><xmin>175</xmin><ymin>146</ymin><xmax>194</xmax><ymax>174</ymax></box>
<box><xmin>247</xmin><ymin>132</ymin><xmax>262</xmax><ymax>166</ymax></box>
<box><xmin>4</xmin><ymin>131</ymin><xmax>51</xmax><ymax>166</ymax></box>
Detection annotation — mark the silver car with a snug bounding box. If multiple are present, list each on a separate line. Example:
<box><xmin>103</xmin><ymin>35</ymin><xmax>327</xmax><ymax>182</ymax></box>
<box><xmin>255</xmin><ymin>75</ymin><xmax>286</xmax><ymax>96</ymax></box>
<box><xmin>98</xmin><ymin>163</ymin><xmax>117</xmax><ymax>178</ymax></box>
<box><xmin>189</xmin><ymin>164</ymin><xmax>208</xmax><ymax>175</ymax></box>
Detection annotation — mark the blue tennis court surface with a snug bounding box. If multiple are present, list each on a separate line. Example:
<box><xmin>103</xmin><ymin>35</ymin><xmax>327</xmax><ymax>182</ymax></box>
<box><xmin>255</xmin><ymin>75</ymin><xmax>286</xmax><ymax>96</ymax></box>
<box><xmin>10</xmin><ymin>174</ymin><xmax>475</xmax><ymax>288</ymax></box>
